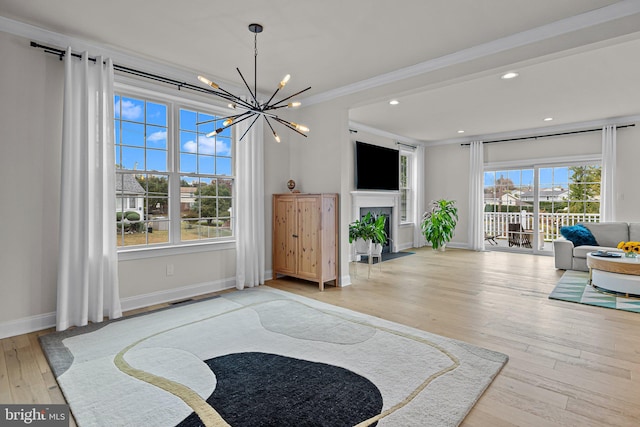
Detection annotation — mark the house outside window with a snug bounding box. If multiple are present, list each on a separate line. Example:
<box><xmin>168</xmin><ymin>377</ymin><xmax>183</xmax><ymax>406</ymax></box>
<box><xmin>114</xmin><ymin>92</ymin><xmax>234</xmax><ymax>249</ymax></box>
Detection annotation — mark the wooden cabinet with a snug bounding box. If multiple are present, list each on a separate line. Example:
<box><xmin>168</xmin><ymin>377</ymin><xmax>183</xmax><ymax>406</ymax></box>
<box><xmin>272</xmin><ymin>193</ymin><xmax>339</xmax><ymax>290</ymax></box>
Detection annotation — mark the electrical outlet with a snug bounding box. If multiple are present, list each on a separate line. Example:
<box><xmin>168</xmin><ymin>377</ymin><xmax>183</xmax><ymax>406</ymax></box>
<box><xmin>166</xmin><ymin>264</ymin><xmax>174</xmax><ymax>276</ymax></box>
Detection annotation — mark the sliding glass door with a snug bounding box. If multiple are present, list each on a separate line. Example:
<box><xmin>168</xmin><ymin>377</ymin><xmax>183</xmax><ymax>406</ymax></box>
<box><xmin>484</xmin><ymin>162</ymin><xmax>601</xmax><ymax>253</ymax></box>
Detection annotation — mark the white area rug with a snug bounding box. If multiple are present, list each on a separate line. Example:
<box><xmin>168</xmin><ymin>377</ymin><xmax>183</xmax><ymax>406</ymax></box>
<box><xmin>40</xmin><ymin>287</ymin><xmax>508</xmax><ymax>426</ymax></box>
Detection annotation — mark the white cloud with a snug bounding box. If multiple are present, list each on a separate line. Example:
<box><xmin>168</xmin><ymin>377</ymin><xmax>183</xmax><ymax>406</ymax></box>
<box><xmin>147</xmin><ymin>130</ymin><xmax>167</xmax><ymax>144</ymax></box>
<box><xmin>116</xmin><ymin>99</ymin><xmax>143</xmax><ymax>120</ymax></box>
<box><xmin>182</xmin><ymin>136</ymin><xmax>231</xmax><ymax>156</ymax></box>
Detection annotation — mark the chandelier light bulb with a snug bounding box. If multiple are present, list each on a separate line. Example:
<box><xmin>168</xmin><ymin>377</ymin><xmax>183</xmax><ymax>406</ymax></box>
<box><xmin>197</xmin><ymin>75</ymin><xmax>219</xmax><ymax>89</ymax></box>
<box><xmin>273</xmin><ymin>132</ymin><xmax>281</xmax><ymax>143</ymax></box>
<box><xmin>223</xmin><ymin>118</ymin><xmax>234</xmax><ymax>127</ymax></box>
<box><xmin>279</xmin><ymin>74</ymin><xmax>291</xmax><ymax>89</ymax></box>
<box><xmin>287</xmin><ymin>101</ymin><xmax>302</xmax><ymax>108</ymax></box>
<box><xmin>292</xmin><ymin>123</ymin><xmax>309</xmax><ymax>133</ymax></box>
<box><xmin>228</xmin><ymin>103</ymin><xmax>237</xmax><ymax>109</ymax></box>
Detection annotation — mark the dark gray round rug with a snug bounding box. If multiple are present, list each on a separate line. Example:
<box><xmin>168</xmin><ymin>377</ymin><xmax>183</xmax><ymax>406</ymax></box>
<box><xmin>177</xmin><ymin>352</ymin><xmax>383</xmax><ymax>427</ymax></box>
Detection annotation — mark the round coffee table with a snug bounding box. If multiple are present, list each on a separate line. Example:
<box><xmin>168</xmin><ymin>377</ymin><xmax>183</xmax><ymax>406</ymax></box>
<box><xmin>586</xmin><ymin>252</ymin><xmax>640</xmax><ymax>297</ymax></box>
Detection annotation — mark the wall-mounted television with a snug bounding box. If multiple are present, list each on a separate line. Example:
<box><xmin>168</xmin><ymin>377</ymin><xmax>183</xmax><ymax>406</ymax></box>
<box><xmin>355</xmin><ymin>141</ymin><xmax>399</xmax><ymax>191</ymax></box>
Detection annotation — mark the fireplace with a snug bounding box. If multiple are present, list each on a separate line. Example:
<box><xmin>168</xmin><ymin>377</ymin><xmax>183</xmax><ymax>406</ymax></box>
<box><xmin>351</xmin><ymin>191</ymin><xmax>400</xmax><ymax>253</ymax></box>
<box><xmin>359</xmin><ymin>207</ymin><xmax>392</xmax><ymax>253</ymax></box>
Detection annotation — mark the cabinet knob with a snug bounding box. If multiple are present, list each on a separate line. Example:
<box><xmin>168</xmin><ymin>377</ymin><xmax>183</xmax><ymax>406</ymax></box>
<box><xmin>292</xmin><ymin>234</ymin><xmax>298</xmax><ymax>238</ymax></box>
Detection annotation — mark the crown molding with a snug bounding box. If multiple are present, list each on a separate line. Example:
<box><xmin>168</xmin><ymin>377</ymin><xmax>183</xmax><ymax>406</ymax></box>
<box><xmin>302</xmin><ymin>1</ymin><xmax>640</xmax><ymax>106</ymax></box>
<box><xmin>348</xmin><ymin>121</ymin><xmax>425</xmax><ymax>146</ymax></box>
<box><xmin>426</xmin><ymin>114</ymin><xmax>640</xmax><ymax>147</ymax></box>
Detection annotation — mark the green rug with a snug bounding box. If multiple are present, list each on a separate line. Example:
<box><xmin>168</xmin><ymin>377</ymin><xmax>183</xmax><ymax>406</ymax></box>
<box><xmin>40</xmin><ymin>287</ymin><xmax>508</xmax><ymax>427</ymax></box>
<box><xmin>549</xmin><ymin>270</ymin><xmax>640</xmax><ymax>312</ymax></box>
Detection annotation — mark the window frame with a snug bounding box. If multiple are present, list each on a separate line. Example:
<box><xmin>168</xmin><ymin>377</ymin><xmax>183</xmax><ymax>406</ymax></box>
<box><xmin>399</xmin><ymin>150</ymin><xmax>414</xmax><ymax>224</ymax></box>
<box><xmin>114</xmin><ymin>82</ymin><xmax>236</xmax><ymax>259</ymax></box>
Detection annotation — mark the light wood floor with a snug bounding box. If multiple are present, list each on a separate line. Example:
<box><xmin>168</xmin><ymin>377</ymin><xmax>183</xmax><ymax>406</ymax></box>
<box><xmin>2</xmin><ymin>248</ymin><xmax>639</xmax><ymax>426</ymax></box>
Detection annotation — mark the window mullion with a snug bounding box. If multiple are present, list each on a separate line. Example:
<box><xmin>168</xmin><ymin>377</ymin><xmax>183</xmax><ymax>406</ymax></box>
<box><xmin>169</xmin><ymin>102</ymin><xmax>181</xmax><ymax>244</ymax></box>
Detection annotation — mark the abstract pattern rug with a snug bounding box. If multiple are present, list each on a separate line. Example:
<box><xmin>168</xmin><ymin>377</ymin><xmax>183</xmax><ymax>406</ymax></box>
<box><xmin>549</xmin><ymin>270</ymin><xmax>640</xmax><ymax>312</ymax></box>
<box><xmin>40</xmin><ymin>287</ymin><xmax>508</xmax><ymax>426</ymax></box>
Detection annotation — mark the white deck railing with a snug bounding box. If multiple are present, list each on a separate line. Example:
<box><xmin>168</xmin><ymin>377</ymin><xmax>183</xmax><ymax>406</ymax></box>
<box><xmin>484</xmin><ymin>212</ymin><xmax>600</xmax><ymax>242</ymax></box>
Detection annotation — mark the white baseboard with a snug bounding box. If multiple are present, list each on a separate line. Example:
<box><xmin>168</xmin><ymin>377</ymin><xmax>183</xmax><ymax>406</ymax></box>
<box><xmin>0</xmin><ymin>312</ymin><xmax>57</xmax><ymax>340</ymax></box>
<box><xmin>396</xmin><ymin>242</ymin><xmax>415</xmax><ymax>251</ymax></box>
<box><xmin>0</xmin><ymin>276</ymin><xmax>237</xmax><ymax>340</ymax></box>
<box><xmin>120</xmin><ymin>277</ymin><xmax>236</xmax><ymax>312</ymax></box>
<box><xmin>340</xmin><ymin>274</ymin><xmax>352</xmax><ymax>287</ymax></box>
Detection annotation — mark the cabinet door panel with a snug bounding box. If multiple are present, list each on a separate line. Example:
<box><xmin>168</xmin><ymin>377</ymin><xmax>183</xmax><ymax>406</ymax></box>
<box><xmin>273</xmin><ymin>197</ymin><xmax>296</xmax><ymax>275</ymax></box>
<box><xmin>296</xmin><ymin>197</ymin><xmax>320</xmax><ymax>280</ymax></box>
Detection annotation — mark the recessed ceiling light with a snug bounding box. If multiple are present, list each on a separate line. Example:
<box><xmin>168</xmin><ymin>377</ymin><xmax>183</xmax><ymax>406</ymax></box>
<box><xmin>501</xmin><ymin>71</ymin><xmax>519</xmax><ymax>80</ymax></box>
<box><xmin>457</xmin><ymin>130</ymin><xmax>465</xmax><ymax>134</ymax></box>
<box><xmin>389</xmin><ymin>100</ymin><xmax>399</xmax><ymax>105</ymax></box>
<box><xmin>544</xmin><ymin>117</ymin><xmax>553</xmax><ymax>121</ymax></box>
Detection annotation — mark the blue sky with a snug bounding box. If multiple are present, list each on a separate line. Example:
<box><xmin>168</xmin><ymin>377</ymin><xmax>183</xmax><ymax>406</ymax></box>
<box><xmin>484</xmin><ymin>167</ymin><xmax>571</xmax><ymax>189</ymax></box>
<box><xmin>114</xmin><ymin>96</ymin><xmax>232</xmax><ymax>178</ymax></box>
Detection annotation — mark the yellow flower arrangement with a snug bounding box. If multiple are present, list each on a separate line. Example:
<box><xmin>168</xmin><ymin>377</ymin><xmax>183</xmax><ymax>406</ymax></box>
<box><xmin>617</xmin><ymin>241</ymin><xmax>640</xmax><ymax>254</ymax></box>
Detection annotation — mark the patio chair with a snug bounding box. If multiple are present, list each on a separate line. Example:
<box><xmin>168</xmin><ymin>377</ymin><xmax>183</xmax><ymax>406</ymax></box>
<box><xmin>508</xmin><ymin>223</ymin><xmax>522</xmax><ymax>247</ymax></box>
<box><xmin>484</xmin><ymin>233</ymin><xmax>497</xmax><ymax>245</ymax></box>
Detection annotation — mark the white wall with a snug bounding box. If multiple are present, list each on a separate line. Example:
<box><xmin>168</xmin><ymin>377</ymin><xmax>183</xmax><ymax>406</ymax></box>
<box><xmin>287</xmin><ymin>101</ymin><xmax>352</xmax><ymax>284</ymax></box>
<box><xmin>423</xmin><ymin>144</ymin><xmax>471</xmax><ymax>247</ymax></box>
<box><xmin>0</xmin><ymin>32</ymin><xmax>63</xmax><ymax>326</ymax></box>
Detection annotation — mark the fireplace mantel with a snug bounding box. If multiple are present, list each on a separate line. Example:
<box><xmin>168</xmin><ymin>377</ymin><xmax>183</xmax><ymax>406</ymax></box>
<box><xmin>351</xmin><ymin>191</ymin><xmax>400</xmax><ymax>253</ymax></box>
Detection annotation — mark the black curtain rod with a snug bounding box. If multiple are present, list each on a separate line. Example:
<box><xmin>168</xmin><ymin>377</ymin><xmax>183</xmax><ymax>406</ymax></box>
<box><xmin>30</xmin><ymin>41</ymin><xmax>219</xmax><ymax>96</ymax></box>
<box><xmin>461</xmin><ymin>123</ymin><xmax>635</xmax><ymax>146</ymax></box>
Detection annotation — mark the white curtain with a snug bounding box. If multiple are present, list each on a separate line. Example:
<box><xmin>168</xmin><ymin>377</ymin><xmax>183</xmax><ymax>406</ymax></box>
<box><xmin>468</xmin><ymin>141</ymin><xmax>485</xmax><ymax>251</ymax></box>
<box><xmin>235</xmin><ymin>118</ymin><xmax>265</xmax><ymax>289</ymax></box>
<box><xmin>600</xmin><ymin>125</ymin><xmax>617</xmax><ymax>222</ymax></box>
<box><xmin>57</xmin><ymin>49</ymin><xmax>121</xmax><ymax>331</ymax></box>
<box><xmin>413</xmin><ymin>145</ymin><xmax>427</xmax><ymax>247</ymax></box>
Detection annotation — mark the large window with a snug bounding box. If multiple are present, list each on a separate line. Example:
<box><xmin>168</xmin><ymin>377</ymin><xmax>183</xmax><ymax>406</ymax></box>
<box><xmin>483</xmin><ymin>162</ymin><xmax>601</xmax><ymax>252</ymax></box>
<box><xmin>114</xmin><ymin>93</ymin><xmax>234</xmax><ymax>249</ymax></box>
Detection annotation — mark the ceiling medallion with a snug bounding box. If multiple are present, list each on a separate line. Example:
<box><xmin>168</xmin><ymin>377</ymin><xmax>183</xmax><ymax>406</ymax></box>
<box><xmin>197</xmin><ymin>23</ymin><xmax>311</xmax><ymax>142</ymax></box>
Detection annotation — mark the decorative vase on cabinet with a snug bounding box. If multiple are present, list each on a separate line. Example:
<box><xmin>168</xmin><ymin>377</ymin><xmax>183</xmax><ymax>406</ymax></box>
<box><xmin>272</xmin><ymin>193</ymin><xmax>339</xmax><ymax>291</ymax></box>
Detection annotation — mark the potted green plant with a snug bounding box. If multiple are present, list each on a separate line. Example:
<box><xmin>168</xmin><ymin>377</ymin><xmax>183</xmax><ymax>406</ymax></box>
<box><xmin>349</xmin><ymin>212</ymin><xmax>389</xmax><ymax>259</ymax></box>
<box><xmin>370</xmin><ymin>213</ymin><xmax>388</xmax><ymax>256</ymax></box>
<box><xmin>421</xmin><ymin>199</ymin><xmax>458</xmax><ymax>251</ymax></box>
<box><xmin>349</xmin><ymin>212</ymin><xmax>375</xmax><ymax>244</ymax></box>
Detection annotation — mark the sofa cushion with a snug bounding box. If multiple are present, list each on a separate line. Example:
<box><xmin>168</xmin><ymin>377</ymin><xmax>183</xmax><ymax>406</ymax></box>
<box><xmin>572</xmin><ymin>245</ymin><xmax>621</xmax><ymax>259</ymax></box>
<box><xmin>630</xmin><ymin>223</ymin><xmax>640</xmax><ymax>241</ymax></box>
<box><xmin>581</xmin><ymin>222</ymin><xmax>629</xmax><ymax>248</ymax></box>
<box><xmin>560</xmin><ymin>224</ymin><xmax>598</xmax><ymax>247</ymax></box>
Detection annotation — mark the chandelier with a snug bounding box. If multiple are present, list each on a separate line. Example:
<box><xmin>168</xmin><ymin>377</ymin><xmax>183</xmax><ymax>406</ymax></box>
<box><xmin>197</xmin><ymin>23</ymin><xmax>310</xmax><ymax>142</ymax></box>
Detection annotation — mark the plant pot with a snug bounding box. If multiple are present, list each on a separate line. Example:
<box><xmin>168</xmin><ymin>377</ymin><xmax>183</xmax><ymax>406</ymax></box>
<box><xmin>371</xmin><ymin>243</ymin><xmax>383</xmax><ymax>256</ymax></box>
<box><xmin>433</xmin><ymin>243</ymin><xmax>446</xmax><ymax>252</ymax></box>
<box><xmin>354</xmin><ymin>238</ymin><xmax>371</xmax><ymax>254</ymax></box>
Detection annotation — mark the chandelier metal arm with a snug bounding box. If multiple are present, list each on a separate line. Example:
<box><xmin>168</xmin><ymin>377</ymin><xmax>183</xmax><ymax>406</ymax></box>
<box><xmin>197</xmin><ymin>83</ymin><xmax>255</xmax><ymax>110</ymax></box>
<box><xmin>238</xmin><ymin>114</ymin><xmax>261</xmax><ymax>141</ymax></box>
<box><xmin>263</xmin><ymin>115</ymin><xmax>278</xmax><ymax>136</ymax></box>
<box><xmin>262</xmin><ymin>87</ymin><xmax>281</xmax><ymax>110</ymax></box>
<box><xmin>273</xmin><ymin>117</ymin><xmax>308</xmax><ymax>137</ymax></box>
<box><xmin>213</xmin><ymin>111</ymin><xmax>255</xmax><ymax>136</ymax></box>
<box><xmin>216</xmin><ymin>86</ymin><xmax>256</xmax><ymax>110</ymax></box>
<box><xmin>265</xmin><ymin>86</ymin><xmax>312</xmax><ymax>110</ymax></box>
<box><xmin>236</xmin><ymin>67</ymin><xmax>260</xmax><ymax>108</ymax></box>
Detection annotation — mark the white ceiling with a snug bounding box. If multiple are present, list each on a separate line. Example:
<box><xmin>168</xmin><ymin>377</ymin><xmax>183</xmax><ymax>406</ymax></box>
<box><xmin>2</xmin><ymin>0</ymin><xmax>640</xmax><ymax>143</ymax></box>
